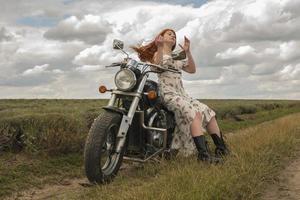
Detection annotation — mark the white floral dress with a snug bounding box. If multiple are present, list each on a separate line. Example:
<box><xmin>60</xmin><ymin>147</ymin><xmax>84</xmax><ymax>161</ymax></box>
<box><xmin>157</xmin><ymin>54</ymin><xmax>216</xmax><ymax>156</ymax></box>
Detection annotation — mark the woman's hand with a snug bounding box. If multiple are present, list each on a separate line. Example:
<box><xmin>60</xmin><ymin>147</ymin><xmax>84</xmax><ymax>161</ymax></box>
<box><xmin>179</xmin><ymin>36</ymin><xmax>195</xmax><ymax>73</ymax></box>
<box><xmin>155</xmin><ymin>35</ymin><xmax>164</xmax><ymax>48</ymax></box>
<box><xmin>179</xmin><ymin>36</ymin><xmax>190</xmax><ymax>53</ymax></box>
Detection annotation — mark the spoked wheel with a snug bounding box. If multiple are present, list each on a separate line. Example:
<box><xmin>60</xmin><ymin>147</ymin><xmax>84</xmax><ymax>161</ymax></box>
<box><xmin>84</xmin><ymin>110</ymin><xmax>126</xmax><ymax>184</ymax></box>
<box><xmin>100</xmin><ymin>123</ymin><xmax>121</xmax><ymax>176</ymax></box>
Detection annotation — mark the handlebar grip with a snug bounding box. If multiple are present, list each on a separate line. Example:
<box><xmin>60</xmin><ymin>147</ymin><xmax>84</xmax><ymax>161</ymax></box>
<box><xmin>105</xmin><ymin>62</ymin><xmax>122</xmax><ymax>67</ymax></box>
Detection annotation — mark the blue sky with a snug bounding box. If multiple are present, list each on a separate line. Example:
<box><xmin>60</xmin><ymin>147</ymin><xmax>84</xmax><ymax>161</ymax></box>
<box><xmin>16</xmin><ymin>16</ymin><xmax>58</xmax><ymax>27</ymax></box>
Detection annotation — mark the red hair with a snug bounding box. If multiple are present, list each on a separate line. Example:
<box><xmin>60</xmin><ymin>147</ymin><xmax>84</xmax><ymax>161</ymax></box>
<box><xmin>131</xmin><ymin>28</ymin><xmax>176</xmax><ymax>63</ymax></box>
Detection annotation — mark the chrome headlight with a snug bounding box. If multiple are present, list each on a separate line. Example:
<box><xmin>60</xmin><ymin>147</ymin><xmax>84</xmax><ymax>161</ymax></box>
<box><xmin>114</xmin><ymin>69</ymin><xmax>136</xmax><ymax>91</ymax></box>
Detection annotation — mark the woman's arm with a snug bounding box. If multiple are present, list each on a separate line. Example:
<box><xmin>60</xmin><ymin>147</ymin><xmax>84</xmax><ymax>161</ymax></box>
<box><xmin>183</xmin><ymin>51</ymin><xmax>196</xmax><ymax>73</ymax></box>
<box><xmin>153</xmin><ymin>35</ymin><xmax>164</xmax><ymax>65</ymax></box>
<box><xmin>179</xmin><ymin>36</ymin><xmax>196</xmax><ymax>74</ymax></box>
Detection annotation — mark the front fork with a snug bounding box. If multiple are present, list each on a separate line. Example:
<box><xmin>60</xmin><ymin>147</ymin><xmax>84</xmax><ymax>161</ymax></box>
<box><xmin>108</xmin><ymin>75</ymin><xmax>148</xmax><ymax>154</ymax></box>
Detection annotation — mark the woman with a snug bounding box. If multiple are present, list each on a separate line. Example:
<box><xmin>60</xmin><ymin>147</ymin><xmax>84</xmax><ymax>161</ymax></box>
<box><xmin>132</xmin><ymin>28</ymin><xmax>229</xmax><ymax>163</ymax></box>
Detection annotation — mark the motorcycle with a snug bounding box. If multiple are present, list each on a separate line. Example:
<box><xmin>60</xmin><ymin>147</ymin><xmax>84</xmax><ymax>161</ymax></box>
<box><xmin>84</xmin><ymin>39</ymin><xmax>186</xmax><ymax>184</ymax></box>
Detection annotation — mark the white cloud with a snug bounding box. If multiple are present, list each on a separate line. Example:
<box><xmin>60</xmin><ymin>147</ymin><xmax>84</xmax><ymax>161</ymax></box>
<box><xmin>44</xmin><ymin>15</ymin><xmax>112</xmax><ymax>44</ymax></box>
<box><xmin>278</xmin><ymin>63</ymin><xmax>300</xmax><ymax>81</ymax></box>
<box><xmin>0</xmin><ymin>27</ymin><xmax>14</xmax><ymax>41</ymax></box>
<box><xmin>73</xmin><ymin>45</ymin><xmax>103</xmax><ymax>65</ymax></box>
<box><xmin>0</xmin><ymin>0</ymin><xmax>300</xmax><ymax>99</ymax></box>
<box><xmin>72</xmin><ymin>43</ymin><xmax>127</xmax><ymax>67</ymax></box>
<box><xmin>75</xmin><ymin>65</ymin><xmax>104</xmax><ymax>72</ymax></box>
<box><xmin>21</xmin><ymin>64</ymin><xmax>64</xmax><ymax>76</ymax></box>
<box><xmin>52</xmin><ymin>69</ymin><xmax>64</xmax><ymax>74</ymax></box>
<box><xmin>279</xmin><ymin>41</ymin><xmax>300</xmax><ymax>61</ymax></box>
<box><xmin>22</xmin><ymin>64</ymin><xmax>49</xmax><ymax>75</ymax></box>
<box><xmin>216</xmin><ymin>45</ymin><xmax>256</xmax><ymax>59</ymax></box>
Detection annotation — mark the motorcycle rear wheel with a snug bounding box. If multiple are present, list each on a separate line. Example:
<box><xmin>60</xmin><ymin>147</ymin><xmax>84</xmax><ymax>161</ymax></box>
<box><xmin>84</xmin><ymin>110</ymin><xmax>126</xmax><ymax>184</ymax></box>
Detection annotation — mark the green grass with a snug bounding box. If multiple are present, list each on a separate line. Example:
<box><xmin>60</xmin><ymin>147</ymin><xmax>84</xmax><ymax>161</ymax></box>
<box><xmin>0</xmin><ymin>99</ymin><xmax>108</xmax><ymax>119</ymax></box>
<box><xmin>62</xmin><ymin>113</ymin><xmax>300</xmax><ymax>200</ymax></box>
<box><xmin>1</xmin><ymin>99</ymin><xmax>299</xmax><ymax>154</ymax></box>
<box><xmin>0</xmin><ymin>99</ymin><xmax>109</xmax><ymax>154</ymax></box>
<box><xmin>0</xmin><ymin>99</ymin><xmax>300</xmax><ymax>199</ymax></box>
<box><xmin>0</xmin><ymin>153</ymin><xmax>83</xmax><ymax>197</ymax></box>
<box><xmin>218</xmin><ymin>106</ymin><xmax>300</xmax><ymax>132</ymax></box>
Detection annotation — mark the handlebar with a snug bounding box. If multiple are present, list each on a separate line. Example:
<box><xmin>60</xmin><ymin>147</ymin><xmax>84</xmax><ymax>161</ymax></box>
<box><xmin>105</xmin><ymin>62</ymin><xmax>123</xmax><ymax>68</ymax></box>
<box><xmin>105</xmin><ymin>60</ymin><xmax>181</xmax><ymax>74</ymax></box>
<box><xmin>138</xmin><ymin>61</ymin><xmax>181</xmax><ymax>74</ymax></box>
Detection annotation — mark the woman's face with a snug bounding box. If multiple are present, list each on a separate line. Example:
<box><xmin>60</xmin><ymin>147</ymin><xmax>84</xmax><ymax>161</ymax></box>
<box><xmin>163</xmin><ymin>30</ymin><xmax>176</xmax><ymax>47</ymax></box>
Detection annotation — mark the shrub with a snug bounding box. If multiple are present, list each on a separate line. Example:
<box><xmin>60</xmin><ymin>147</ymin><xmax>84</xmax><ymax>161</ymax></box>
<box><xmin>0</xmin><ymin>114</ymin><xmax>87</xmax><ymax>155</ymax></box>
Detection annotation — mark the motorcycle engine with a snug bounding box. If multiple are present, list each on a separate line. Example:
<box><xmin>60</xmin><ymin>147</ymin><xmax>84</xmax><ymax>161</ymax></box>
<box><xmin>146</xmin><ymin>110</ymin><xmax>167</xmax><ymax>150</ymax></box>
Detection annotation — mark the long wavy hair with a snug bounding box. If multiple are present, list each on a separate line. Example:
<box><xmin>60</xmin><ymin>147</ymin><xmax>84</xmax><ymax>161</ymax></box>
<box><xmin>131</xmin><ymin>28</ymin><xmax>176</xmax><ymax>63</ymax></box>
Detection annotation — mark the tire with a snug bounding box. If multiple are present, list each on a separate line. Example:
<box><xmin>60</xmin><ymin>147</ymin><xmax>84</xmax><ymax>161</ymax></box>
<box><xmin>84</xmin><ymin>110</ymin><xmax>126</xmax><ymax>184</ymax></box>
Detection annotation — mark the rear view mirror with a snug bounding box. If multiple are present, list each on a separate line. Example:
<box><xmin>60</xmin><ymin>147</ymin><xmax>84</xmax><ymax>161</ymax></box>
<box><xmin>113</xmin><ymin>39</ymin><xmax>124</xmax><ymax>50</ymax></box>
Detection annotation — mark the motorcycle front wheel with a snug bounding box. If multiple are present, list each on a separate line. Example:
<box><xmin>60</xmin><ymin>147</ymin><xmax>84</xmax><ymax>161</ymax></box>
<box><xmin>84</xmin><ymin>110</ymin><xmax>126</xmax><ymax>184</ymax></box>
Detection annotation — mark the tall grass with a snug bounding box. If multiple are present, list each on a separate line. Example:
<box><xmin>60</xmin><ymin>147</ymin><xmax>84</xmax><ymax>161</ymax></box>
<box><xmin>0</xmin><ymin>99</ymin><xmax>108</xmax><ymax>154</ymax></box>
<box><xmin>0</xmin><ymin>99</ymin><xmax>300</xmax><ymax>199</ymax></box>
<box><xmin>63</xmin><ymin>113</ymin><xmax>300</xmax><ymax>200</ymax></box>
<box><xmin>1</xmin><ymin>99</ymin><xmax>299</xmax><ymax>155</ymax></box>
<box><xmin>0</xmin><ymin>114</ymin><xmax>86</xmax><ymax>154</ymax></box>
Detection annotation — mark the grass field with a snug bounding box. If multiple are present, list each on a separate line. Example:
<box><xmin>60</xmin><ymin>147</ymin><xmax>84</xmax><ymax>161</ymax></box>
<box><xmin>62</xmin><ymin>113</ymin><xmax>300</xmax><ymax>200</ymax></box>
<box><xmin>0</xmin><ymin>99</ymin><xmax>300</xmax><ymax>199</ymax></box>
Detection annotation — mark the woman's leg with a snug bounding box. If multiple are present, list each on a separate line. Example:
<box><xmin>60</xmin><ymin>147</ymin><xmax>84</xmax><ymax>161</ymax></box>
<box><xmin>206</xmin><ymin>116</ymin><xmax>230</xmax><ymax>156</ymax></box>
<box><xmin>190</xmin><ymin>112</ymin><xmax>221</xmax><ymax>163</ymax></box>
<box><xmin>190</xmin><ymin>111</ymin><xmax>204</xmax><ymax>137</ymax></box>
<box><xmin>206</xmin><ymin>116</ymin><xmax>221</xmax><ymax>136</ymax></box>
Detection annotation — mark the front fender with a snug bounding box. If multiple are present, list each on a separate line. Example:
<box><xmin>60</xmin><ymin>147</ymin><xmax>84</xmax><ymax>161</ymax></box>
<box><xmin>102</xmin><ymin>106</ymin><xmax>127</xmax><ymax>115</ymax></box>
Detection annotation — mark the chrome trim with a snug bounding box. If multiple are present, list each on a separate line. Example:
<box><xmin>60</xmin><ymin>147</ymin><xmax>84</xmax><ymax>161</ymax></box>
<box><xmin>115</xmin><ymin>75</ymin><xmax>149</xmax><ymax>153</ymax></box>
<box><xmin>111</xmin><ymin>90</ymin><xmax>141</xmax><ymax>97</ymax></box>
<box><xmin>137</xmin><ymin>74</ymin><xmax>148</xmax><ymax>93</ymax></box>
<box><xmin>143</xmin><ymin>122</ymin><xmax>167</xmax><ymax>132</ymax></box>
<box><xmin>108</xmin><ymin>93</ymin><xmax>116</xmax><ymax>106</ymax></box>
<box><xmin>139</xmin><ymin>110</ymin><xmax>167</xmax><ymax>148</ymax></box>
<box><xmin>126</xmin><ymin>59</ymin><xmax>138</xmax><ymax>68</ymax></box>
<box><xmin>123</xmin><ymin>110</ymin><xmax>168</xmax><ymax>163</ymax></box>
<box><xmin>123</xmin><ymin>149</ymin><xmax>164</xmax><ymax>163</ymax></box>
<box><xmin>146</xmin><ymin>107</ymin><xmax>155</xmax><ymax>116</ymax></box>
<box><xmin>148</xmin><ymin>112</ymin><xmax>157</xmax><ymax>129</ymax></box>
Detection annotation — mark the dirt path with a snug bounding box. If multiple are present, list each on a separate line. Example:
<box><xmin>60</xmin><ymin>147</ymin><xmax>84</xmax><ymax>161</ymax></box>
<box><xmin>261</xmin><ymin>151</ymin><xmax>300</xmax><ymax>200</ymax></box>
<box><xmin>5</xmin><ymin>162</ymin><xmax>140</xmax><ymax>200</ymax></box>
<box><xmin>6</xmin><ymin>178</ymin><xmax>89</xmax><ymax>200</ymax></box>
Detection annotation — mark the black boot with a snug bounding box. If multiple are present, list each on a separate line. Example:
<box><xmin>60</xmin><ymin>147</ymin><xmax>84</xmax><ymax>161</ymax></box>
<box><xmin>193</xmin><ymin>135</ymin><xmax>222</xmax><ymax>164</ymax></box>
<box><xmin>210</xmin><ymin>131</ymin><xmax>230</xmax><ymax>157</ymax></box>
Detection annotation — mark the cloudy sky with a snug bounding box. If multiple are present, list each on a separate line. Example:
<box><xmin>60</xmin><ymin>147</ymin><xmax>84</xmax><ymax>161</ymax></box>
<box><xmin>0</xmin><ymin>0</ymin><xmax>299</xmax><ymax>99</ymax></box>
